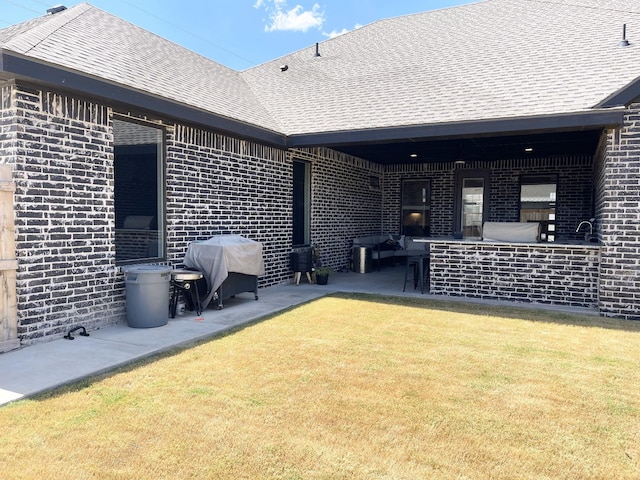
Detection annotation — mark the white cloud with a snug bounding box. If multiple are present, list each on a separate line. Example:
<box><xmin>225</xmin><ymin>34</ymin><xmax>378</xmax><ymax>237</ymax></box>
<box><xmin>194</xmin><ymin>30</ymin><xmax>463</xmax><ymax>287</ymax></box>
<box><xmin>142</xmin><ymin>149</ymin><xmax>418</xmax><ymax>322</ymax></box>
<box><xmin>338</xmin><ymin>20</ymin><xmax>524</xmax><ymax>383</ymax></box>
<box><xmin>323</xmin><ymin>24</ymin><xmax>362</xmax><ymax>38</ymax></box>
<box><xmin>256</xmin><ymin>1</ymin><xmax>325</xmax><ymax>33</ymax></box>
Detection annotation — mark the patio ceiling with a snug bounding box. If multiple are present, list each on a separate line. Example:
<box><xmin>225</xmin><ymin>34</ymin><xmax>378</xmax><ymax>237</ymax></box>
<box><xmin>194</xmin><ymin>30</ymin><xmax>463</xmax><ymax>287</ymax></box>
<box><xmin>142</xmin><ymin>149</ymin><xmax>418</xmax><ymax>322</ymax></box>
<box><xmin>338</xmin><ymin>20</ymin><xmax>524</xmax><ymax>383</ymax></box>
<box><xmin>325</xmin><ymin>129</ymin><xmax>603</xmax><ymax>166</ymax></box>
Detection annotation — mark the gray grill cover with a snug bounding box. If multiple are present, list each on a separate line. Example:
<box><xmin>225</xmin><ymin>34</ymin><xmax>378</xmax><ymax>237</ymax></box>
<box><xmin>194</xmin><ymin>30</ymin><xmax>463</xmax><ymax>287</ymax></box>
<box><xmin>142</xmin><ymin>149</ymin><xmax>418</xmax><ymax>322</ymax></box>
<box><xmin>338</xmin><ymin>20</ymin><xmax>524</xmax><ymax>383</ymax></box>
<box><xmin>184</xmin><ymin>235</ymin><xmax>264</xmax><ymax>308</ymax></box>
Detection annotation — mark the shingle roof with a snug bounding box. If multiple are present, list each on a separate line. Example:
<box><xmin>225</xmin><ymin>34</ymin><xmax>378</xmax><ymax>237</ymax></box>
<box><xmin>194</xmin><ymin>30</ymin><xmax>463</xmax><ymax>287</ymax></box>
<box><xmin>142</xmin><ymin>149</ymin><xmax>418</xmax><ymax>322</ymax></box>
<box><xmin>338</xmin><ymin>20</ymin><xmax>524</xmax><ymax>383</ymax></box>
<box><xmin>0</xmin><ymin>3</ymin><xmax>282</xmax><ymax>134</ymax></box>
<box><xmin>1</xmin><ymin>0</ymin><xmax>639</xmax><ymax>141</ymax></box>
<box><xmin>242</xmin><ymin>0</ymin><xmax>640</xmax><ymax>135</ymax></box>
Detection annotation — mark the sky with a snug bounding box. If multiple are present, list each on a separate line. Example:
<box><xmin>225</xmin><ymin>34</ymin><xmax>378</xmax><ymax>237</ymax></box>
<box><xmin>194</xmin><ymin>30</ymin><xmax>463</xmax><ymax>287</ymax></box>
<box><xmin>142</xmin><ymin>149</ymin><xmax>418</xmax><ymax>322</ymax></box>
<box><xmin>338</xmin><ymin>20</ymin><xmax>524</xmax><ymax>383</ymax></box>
<box><xmin>0</xmin><ymin>0</ymin><xmax>476</xmax><ymax>70</ymax></box>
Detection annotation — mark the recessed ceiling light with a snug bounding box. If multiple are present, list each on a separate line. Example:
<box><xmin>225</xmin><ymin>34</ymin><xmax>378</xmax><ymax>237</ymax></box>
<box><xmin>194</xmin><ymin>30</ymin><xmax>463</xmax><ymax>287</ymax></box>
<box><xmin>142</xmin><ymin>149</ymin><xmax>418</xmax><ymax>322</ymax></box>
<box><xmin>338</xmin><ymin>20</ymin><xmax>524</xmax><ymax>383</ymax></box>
<box><xmin>410</xmin><ymin>153</ymin><xmax>418</xmax><ymax>158</ymax></box>
<box><xmin>525</xmin><ymin>147</ymin><xmax>534</xmax><ymax>152</ymax></box>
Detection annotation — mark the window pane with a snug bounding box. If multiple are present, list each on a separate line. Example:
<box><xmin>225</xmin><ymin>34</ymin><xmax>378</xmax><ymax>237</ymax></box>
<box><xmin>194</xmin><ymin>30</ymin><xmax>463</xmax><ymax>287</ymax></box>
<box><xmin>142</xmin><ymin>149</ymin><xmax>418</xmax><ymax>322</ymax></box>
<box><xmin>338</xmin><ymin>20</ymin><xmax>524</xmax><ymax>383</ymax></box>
<box><xmin>114</xmin><ymin>120</ymin><xmax>164</xmax><ymax>262</ymax></box>
<box><xmin>292</xmin><ymin>160</ymin><xmax>310</xmax><ymax>246</ymax></box>
<box><xmin>402</xmin><ymin>181</ymin><xmax>428</xmax><ymax>205</ymax></box>
<box><xmin>401</xmin><ymin>180</ymin><xmax>430</xmax><ymax>236</ymax></box>
<box><xmin>520</xmin><ymin>176</ymin><xmax>557</xmax><ymax>242</ymax></box>
<box><xmin>461</xmin><ymin>178</ymin><xmax>484</xmax><ymax>239</ymax></box>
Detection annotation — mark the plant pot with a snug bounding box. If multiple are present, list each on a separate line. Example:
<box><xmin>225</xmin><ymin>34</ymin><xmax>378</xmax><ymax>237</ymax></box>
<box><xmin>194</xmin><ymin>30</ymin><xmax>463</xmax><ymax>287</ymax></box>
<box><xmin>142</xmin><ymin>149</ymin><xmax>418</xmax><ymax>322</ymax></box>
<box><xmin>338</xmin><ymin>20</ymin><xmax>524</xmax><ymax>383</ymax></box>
<box><xmin>316</xmin><ymin>273</ymin><xmax>329</xmax><ymax>285</ymax></box>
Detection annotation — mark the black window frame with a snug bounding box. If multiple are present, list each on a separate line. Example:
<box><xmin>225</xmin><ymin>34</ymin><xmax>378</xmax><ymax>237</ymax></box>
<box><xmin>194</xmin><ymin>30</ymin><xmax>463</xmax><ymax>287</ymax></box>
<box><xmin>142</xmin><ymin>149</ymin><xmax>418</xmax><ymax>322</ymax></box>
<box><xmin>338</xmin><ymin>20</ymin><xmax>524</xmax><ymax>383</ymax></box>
<box><xmin>113</xmin><ymin>116</ymin><xmax>166</xmax><ymax>264</ymax></box>
<box><xmin>453</xmin><ymin>168</ymin><xmax>490</xmax><ymax>238</ymax></box>
<box><xmin>292</xmin><ymin>159</ymin><xmax>311</xmax><ymax>248</ymax></box>
<box><xmin>519</xmin><ymin>174</ymin><xmax>558</xmax><ymax>242</ymax></box>
<box><xmin>400</xmin><ymin>178</ymin><xmax>431</xmax><ymax>237</ymax></box>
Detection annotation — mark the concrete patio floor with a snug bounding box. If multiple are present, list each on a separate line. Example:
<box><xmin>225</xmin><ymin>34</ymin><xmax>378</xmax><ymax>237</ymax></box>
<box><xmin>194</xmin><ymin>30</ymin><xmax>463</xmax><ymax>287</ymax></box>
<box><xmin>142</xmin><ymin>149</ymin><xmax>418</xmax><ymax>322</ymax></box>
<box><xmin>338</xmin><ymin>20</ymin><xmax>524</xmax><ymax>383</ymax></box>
<box><xmin>0</xmin><ymin>265</ymin><xmax>596</xmax><ymax>406</ymax></box>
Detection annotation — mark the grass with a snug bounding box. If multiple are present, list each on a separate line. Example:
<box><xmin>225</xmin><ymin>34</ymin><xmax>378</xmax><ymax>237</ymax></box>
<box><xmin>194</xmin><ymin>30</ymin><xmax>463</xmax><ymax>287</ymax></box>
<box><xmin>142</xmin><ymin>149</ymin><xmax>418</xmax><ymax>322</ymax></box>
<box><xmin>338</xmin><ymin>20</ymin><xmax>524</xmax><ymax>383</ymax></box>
<box><xmin>2</xmin><ymin>293</ymin><xmax>640</xmax><ymax>479</ymax></box>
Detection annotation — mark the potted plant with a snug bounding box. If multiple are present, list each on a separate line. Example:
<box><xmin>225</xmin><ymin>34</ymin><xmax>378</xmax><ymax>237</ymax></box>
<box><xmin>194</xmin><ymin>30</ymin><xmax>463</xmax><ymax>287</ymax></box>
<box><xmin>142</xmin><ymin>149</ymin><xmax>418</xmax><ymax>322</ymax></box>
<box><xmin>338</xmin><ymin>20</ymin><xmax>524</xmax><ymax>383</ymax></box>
<box><xmin>314</xmin><ymin>266</ymin><xmax>332</xmax><ymax>285</ymax></box>
<box><xmin>312</xmin><ymin>243</ymin><xmax>321</xmax><ymax>268</ymax></box>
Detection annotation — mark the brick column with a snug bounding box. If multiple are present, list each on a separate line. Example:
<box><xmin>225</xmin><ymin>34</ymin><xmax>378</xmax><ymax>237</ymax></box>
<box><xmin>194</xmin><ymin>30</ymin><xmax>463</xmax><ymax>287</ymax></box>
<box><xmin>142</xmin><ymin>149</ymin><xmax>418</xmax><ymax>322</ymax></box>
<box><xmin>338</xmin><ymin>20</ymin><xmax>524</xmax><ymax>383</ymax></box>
<box><xmin>598</xmin><ymin>102</ymin><xmax>640</xmax><ymax>320</ymax></box>
<box><xmin>4</xmin><ymin>83</ymin><xmax>122</xmax><ymax>344</ymax></box>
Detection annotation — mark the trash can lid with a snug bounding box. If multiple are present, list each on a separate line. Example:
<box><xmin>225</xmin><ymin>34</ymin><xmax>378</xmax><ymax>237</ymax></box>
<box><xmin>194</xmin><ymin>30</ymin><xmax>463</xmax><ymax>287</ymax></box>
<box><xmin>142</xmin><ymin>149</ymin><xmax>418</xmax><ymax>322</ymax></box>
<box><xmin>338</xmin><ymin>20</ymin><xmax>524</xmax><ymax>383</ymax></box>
<box><xmin>122</xmin><ymin>265</ymin><xmax>172</xmax><ymax>275</ymax></box>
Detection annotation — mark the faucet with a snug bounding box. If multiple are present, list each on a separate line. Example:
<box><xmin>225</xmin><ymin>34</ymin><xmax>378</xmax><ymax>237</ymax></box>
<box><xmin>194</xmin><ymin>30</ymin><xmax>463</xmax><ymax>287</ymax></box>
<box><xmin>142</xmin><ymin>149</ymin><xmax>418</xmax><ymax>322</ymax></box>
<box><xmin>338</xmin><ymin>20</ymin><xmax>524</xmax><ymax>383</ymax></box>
<box><xmin>576</xmin><ymin>218</ymin><xmax>595</xmax><ymax>241</ymax></box>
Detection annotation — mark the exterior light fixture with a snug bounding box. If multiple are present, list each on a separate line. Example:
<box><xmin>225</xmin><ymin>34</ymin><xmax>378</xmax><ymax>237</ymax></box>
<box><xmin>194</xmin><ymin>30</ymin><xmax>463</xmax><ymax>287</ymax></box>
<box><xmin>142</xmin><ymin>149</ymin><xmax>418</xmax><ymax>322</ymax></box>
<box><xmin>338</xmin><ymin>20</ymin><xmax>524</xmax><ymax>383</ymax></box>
<box><xmin>410</xmin><ymin>153</ymin><xmax>418</xmax><ymax>158</ymax></box>
<box><xmin>524</xmin><ymin>147</ymin><xmax>533</xmax><ymax>152</ymax></box>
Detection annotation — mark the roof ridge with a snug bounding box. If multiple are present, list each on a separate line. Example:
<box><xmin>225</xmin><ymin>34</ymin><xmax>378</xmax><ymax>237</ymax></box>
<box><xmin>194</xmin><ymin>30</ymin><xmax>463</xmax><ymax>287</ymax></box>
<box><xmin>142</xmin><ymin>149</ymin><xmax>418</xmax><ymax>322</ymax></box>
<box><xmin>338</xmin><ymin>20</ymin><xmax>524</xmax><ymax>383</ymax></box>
<box><xmin>3</xmin><ymin>3</ymin><xmax>92</xmax><ymax>55</ymax></box>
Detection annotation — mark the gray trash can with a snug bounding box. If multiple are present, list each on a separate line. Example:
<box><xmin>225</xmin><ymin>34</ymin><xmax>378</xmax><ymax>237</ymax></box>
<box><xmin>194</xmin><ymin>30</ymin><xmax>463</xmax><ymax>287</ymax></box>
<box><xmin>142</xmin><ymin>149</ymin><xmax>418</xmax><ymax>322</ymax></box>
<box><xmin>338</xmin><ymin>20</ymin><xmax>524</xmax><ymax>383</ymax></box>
<box><xmin>352</xmin><ymin>246</ymin><xmax>372</xmax><ymax>273</ymax></box>
<box><xmin>123</xmin><ymin>265</ymin><xmax>172</xmax><ymax>328</ymax></box>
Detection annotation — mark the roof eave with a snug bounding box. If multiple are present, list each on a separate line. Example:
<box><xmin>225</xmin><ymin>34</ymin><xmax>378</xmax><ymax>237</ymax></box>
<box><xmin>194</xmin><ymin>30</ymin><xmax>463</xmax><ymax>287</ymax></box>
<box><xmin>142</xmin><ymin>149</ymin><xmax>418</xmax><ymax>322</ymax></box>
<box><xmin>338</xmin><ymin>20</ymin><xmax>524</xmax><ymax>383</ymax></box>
<box><xmin>595</xmin><ymin>76</ymin><xmax>640</xmax><ymax>108</ymax></box>
<box><xmin>0</xmin><ymin>51</ymin><xmax>626</xmax><ymax>150</ymax></box>
<box><xmin>286</xmin><ymin>110</ymin><xmax>625</xmax><ymax>148</ymax></box>
<box><xmin>0</xmin><ymin>51</ymin><xmax>287</xmax><ymax>147</ymax></box>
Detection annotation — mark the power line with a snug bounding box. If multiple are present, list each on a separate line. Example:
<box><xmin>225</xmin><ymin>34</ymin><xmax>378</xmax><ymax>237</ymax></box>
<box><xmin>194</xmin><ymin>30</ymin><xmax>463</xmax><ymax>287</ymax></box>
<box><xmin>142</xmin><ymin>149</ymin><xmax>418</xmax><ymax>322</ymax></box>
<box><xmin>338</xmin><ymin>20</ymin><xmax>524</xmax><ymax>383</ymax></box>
<box><xmin>0</xmin><ymin>0</ymin><xmax>56</xmax><ymax>26</ymax></box>
<box><xmin>116</xmin><ymin>0</ymin><xmax>257</xmax><ymax>67</ymax></box>
<box><xmin>0</xmin><ymin>0</ymin><xmax>258</xmax><ymax>68</ymax></box>
<box><xmin>0</xmin><ymin>0</ymin><xmax>41</xmax><ymax>25</ymax></box>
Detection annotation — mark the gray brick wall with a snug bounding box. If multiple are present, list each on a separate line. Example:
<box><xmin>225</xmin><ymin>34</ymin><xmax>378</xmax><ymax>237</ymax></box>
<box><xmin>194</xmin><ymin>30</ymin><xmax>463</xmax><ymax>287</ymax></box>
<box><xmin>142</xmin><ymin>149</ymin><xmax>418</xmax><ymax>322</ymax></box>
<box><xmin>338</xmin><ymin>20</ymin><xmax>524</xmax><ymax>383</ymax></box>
<box><xmin>430</xmin><ymin>241</ymin><xmax>600</xmax><ymax>308</ymax></box>
<box><xmin>4</xmin><ymin>77</ymin><xmax>639</xmax><ymax>345</ymax></box>
<box><xmin>165</xmin><ymin>124</ymin><xmax>293</xmax><ymax>286</ymax></box>
<box><xmin>597</xmin><ymin>103</ymin><xmax>640</xmax><ymax>320</ymax></box>
<box><xmin>165</xmin><ymin>129</ymin><xmax>384</xmax><ymax>278</ymax></box>
<box><xmin>1</xmin><ymin>82</ymin><xmax>121</xmax><ymax>345</ymax></box>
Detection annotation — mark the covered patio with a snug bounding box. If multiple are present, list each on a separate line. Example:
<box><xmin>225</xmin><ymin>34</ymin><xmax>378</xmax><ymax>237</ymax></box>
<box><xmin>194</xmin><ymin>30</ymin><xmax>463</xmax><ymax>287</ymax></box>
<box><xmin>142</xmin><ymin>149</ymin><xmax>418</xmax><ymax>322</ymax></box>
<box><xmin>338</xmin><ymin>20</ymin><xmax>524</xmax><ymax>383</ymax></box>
<box><xmin>301</xmin><ymin>124</ymin><xmax>609</xmax><ymax>311</ymax></box>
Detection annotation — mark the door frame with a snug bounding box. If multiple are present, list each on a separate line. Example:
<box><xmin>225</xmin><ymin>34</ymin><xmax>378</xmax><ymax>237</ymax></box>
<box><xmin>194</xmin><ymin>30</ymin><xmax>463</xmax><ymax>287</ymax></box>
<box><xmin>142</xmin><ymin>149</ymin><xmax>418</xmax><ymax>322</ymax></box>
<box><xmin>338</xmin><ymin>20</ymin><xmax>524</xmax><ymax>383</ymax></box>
<box><xmin>453</xmin><ymin>168</ymin><xmax>490</xmax><ymax>238</ymax></box>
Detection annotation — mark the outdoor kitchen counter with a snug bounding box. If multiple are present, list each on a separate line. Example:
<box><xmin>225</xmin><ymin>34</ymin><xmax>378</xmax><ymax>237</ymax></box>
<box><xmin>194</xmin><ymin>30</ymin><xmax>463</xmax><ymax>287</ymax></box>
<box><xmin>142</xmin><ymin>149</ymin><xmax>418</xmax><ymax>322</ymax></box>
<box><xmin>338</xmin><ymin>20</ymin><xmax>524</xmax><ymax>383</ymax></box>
<box><xmin>422</xmin><ymin>239</ymin><xmax>600</xmax><ymax>309</ymax></box>
<box><xmin>415</xmin><ymin>237</ymin><xmax>600</xmax><ymax>247</ymax></box>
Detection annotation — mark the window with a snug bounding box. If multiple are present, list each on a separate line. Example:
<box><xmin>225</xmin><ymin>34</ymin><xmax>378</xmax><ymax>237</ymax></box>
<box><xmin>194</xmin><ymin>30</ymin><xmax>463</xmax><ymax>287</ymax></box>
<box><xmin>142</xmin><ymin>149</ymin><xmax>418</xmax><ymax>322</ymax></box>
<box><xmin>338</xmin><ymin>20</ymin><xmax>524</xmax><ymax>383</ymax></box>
<box><xmin>292</xmin><ymin>160</ymin><xmax>310</xmax><ymax>247</ymax></box>
<box><xmin>401</xmin><ymin>179</ymin><xmax>430</xmax><ymax>237</ymax></box>
<box><xmin>113</xmin><ymin>119</ymin><xmax>164</xmax><ymax>262</ymax></box>
<box><xmin>454</xmin><ymin>169</ymin><xmax>489</xmax><ymax>239</ymax></box>
<box><xmin>520</xmin><ymin>175</ymin><xmax>557</xmax><ymax>242</ymax></box>
<box><xmin>461</xmin><ymin>178</ymin><xmax>484</xmax><ymax>238</ymax></box>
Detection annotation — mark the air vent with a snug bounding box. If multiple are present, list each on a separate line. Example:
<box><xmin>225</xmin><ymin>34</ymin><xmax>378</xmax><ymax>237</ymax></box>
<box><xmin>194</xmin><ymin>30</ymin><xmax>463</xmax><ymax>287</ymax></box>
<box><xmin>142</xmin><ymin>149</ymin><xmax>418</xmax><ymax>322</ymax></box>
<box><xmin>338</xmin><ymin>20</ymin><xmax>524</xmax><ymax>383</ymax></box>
<box><xmin>620</xmin><ymin>23</ymin><xmax>630</xmax><ymax>47</ymax></box>
<box><xmin>47</xmin><ymin>5</ymin><xmax>67</xmax><ymax>15</ymax></box>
